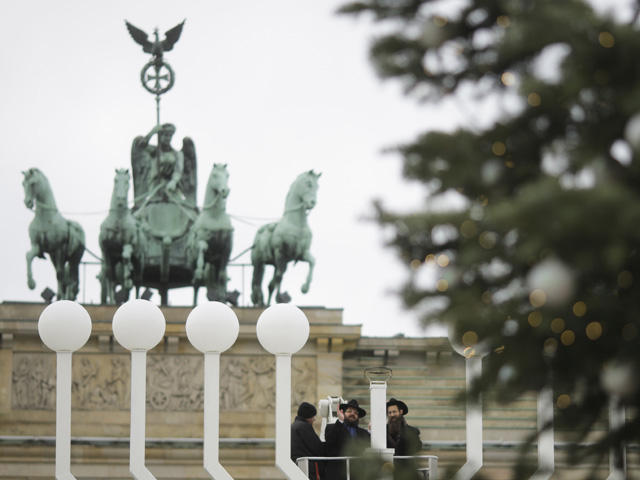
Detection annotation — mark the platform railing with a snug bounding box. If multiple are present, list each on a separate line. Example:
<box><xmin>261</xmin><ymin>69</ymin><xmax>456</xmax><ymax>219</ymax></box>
<box><xmin>296</xmin><ymin>455</ymin><xmax>438</xmax><ymax>480</ymax></box>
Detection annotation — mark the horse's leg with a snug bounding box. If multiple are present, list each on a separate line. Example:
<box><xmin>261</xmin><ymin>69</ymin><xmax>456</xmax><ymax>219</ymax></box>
<box><xmin>133</xmin><ymin>248</ymin><xmax>144</xmax><ymax>300</ymax></box>
<box><xmin>52</xmin><ymin>252</ymin><xmax>66</xmax><ymax>300</ymax></box>
<box><xmin>206</xmin><ymin>261</ymin><xmax>219</xmax><ymax>301</ymax></box>
<box><xmin>220</xmin><ymin>232</ymin><xmax>232</xmax><ymax>302</ymax></box>
<box><xmin>68</xmin><ymin>259</ymin><xmax>81</xmax><ymax>301</ymax></box>
<box><xmin>215</xmin><ymin>260</ymin><xmax>228</xmax><ymax>303</ymax></box>
<box><xmin>160</xmin><ymin>285</ymin><xmax>169</xmax><ymax>306</ymax></box>
<box><xmin>251</xmin><ymin>262</ymin><xmax>265</xmax><ymax>306</ymax></box>
<box><xmin>268</xmin><ymin>249</ymin><xmax>287</xmax><ymax>306</ymax></box>
<box><xmin>122</xmin><ymin>244</ymin><xmax>134</xmax><ymax>291</ymax></box>
<box><xmin>100</xmin><ymin>253</ymin><xmax>114</xmax><ymax>304</ymax></box>
<box><xmin>26</xmin><ymin>243</ymin><xmax>40</xmax><ymax>290</ymax></box>
<box><xmin>194</xmin><ymin>239</ymin><xmax>207</xmax><ymax>282</ymax></box>
<box><xmin>98</xmin><ymin>264</ymin><xmax>107</xmax><ymax>304</ymax></box>
<box><xmin>99</xmin><ymin>264</ymin><xmax>110</xmax><ymax>304</ymax></box>
<box><xmin>300</xmin><ymin>250</ymin><xmax>316</xmax><ymax>294</ymax></box>
<box><xmin>192</xmin><ymin>239</ymin><xmax>208</xmax><ymax>305</ymax></box>
<box><xmin>193</xmin><ymin>283</ymin><xmax>200</xmax><ymax>306</ymax></box>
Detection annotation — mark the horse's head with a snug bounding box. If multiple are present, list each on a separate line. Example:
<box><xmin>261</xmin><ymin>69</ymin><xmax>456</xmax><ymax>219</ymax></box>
<box><xmin>208</xmin><ymin>163</ymin><xmax>230</xmax><ymax>200</ymax></box>
<box><xmin>288</xmin><ymin>170</ymin><xmax>321</xmax><ymax>213</ymax></box>
<box><xmin>112</xmin><ymin>169</ymin><xmax>131</xmax><ymax>208</ymax></box>
<box><xmin>22</xmin><ymin>168</ymin><xmax>44</xmax><ymax>210</ymax></box>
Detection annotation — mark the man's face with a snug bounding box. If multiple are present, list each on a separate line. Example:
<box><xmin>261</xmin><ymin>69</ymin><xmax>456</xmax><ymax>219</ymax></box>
<box><xmin>306</xmin><ymin>415</ymin><xmax>316</xmax><ymax>425</ymax></box>
<box><xmin>387</xmin><ymin>405</ymin><xmax>402</xmax><ymax>422</ymax></box>
<box><xmin>344</xmin><ymin>407</ymin><xmax>360</xmax><ymax>425</ymax></box>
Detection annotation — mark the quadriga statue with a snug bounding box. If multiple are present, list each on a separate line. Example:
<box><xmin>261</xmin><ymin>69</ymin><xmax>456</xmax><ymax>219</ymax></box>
<box><xmin>251</xmin><ymin>170</ymin><xmax>321</xmax><ymax>306</ymax></box>
<box><xmin>22</xmin><ymin>168</ymin><xmax>85</xmax><ymax>301</ymax></box>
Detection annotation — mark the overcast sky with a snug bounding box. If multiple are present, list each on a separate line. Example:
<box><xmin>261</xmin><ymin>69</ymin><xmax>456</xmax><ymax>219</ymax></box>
<box><xmin>0</xmin><ymin>0</ymin><xmax>466</xmax><ymax>337</ymax></box>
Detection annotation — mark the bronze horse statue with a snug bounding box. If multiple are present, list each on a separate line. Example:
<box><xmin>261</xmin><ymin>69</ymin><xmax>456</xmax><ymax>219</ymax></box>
<box><xmin>251</xmin><ymin>170</ymin><xmax>320</xmax><ymax>306</ymax></box>
<box><xmin>187</xmin><ymin>163</ymin><xmax>233</xmax><ymax>304</ymax></box>
<box><xmin>99</xmin><ymin>169</ymin><xmax>145</xmax><ymax>304</ymax></box>
<box><xmin>22</xmin><ymin>168</ymin><xmax>85</xmax><ymax>301</ymax></box>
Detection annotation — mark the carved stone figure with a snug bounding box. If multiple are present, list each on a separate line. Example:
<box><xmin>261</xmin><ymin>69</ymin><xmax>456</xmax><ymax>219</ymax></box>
<box><xmin>99</xmin><ymin>169</ymin><xmax>146</xmax><ymax>304</ymax></box>
<box><xmin>11</xmin><ymin>355</ymin><xmax>55</xmax><ymax>410</ymax></box>
<box><xmin>251</xmin><ymin>170</ymin><xmax>321</xmax><ymax>306</ymax></box>
<box><xmin>22</xmin><ymin>168</ymin><xmax>86</xmax><ymax>301</ymax></box>
<box><xmin>187</xmin><ymin>163</ymin><xmax>233</xmax><ymax>304</ymax></box>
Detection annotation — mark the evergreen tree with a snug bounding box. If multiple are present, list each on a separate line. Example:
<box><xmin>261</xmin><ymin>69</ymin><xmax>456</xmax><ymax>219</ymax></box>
<box><xmin>339</xmin><ymin>0</ymin><xmax>640</xmax><ymax>476</ymax></box>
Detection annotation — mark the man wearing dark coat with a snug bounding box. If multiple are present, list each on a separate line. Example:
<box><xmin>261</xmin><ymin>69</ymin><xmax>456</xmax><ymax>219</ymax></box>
<box><xmin>387</xmin><ymin>398</ymin><xmax>422</xmax><ymax>480</ymax></box>
<box><xmin>324</xmin><ymin>399</ymin><xmax>371</xmax><ymax>480</ymax></box>
<box><xmin>291</xmin><ymin>401</ymin><xmax>326</xmax><ymax>478</ymax></box>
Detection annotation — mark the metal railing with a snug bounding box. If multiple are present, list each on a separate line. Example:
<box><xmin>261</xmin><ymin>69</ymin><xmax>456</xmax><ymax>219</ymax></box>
<box><xmin>296</xmin><ymin>455</ymin><xmax>438</xmax><ymax>480</ymax></box>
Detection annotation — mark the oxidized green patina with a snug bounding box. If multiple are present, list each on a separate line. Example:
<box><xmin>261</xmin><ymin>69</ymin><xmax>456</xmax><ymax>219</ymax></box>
<box><xmin>187</xmin><ymin>163</ymin><xmax>234</xmax><ymax>304</ymax></box>
<box><xmin>22</xmin><ymin>168</ymin><xmax>85</xmax><ymax>301</ymax></box>
<box><xmin>251</xmin><ymin>170</ymin><xmax>321</xmax><ymax>306</ymax></box>
<box><xmin>99</xmin><ymin>169</ymin><xmax>146</xmax><ymax>304</ymax></box>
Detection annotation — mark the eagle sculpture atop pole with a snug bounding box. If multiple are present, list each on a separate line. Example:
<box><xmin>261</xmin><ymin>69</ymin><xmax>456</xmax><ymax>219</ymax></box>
<box><xmin>125</xmin><ymin>19</ymin><xmax>185</xmax><ymax>124</ymax></box>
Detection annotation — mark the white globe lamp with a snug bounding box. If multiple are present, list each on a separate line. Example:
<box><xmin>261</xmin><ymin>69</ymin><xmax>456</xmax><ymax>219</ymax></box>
<box><xmin>256</xmin><ymin>303</ymin><xmax>309</xmax><ymax>355</ymax></box>
<box><xmin>186</xmin><ymin>301</ymin><xmax>239</xmax><ymax>353</ymax></box>
<box><xmin>112</xmin><ymin>299</ymin><xmax>166</xmax><ymax>351</ymax></box>
<box><xmin>38</xmin><ymin>300</ymin><xmax>92</xmax><ymax>352</ymax></box>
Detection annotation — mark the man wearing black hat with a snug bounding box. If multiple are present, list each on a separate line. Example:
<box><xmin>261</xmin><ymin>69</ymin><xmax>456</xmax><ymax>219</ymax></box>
<box><xmin>324</xmin><ymin>399</ymin><xmax>371</xmax><ymax>480</ymax></box>
<box><xmin>291</xmin><ymin>401</ymin><xmax>326</xmax><ymax>478</ymax></box>
<box><xmin>387</xmin><ymin>398</ymin><xmax>422</xmax><ymax>480</ymax></box>
<box><xmin>387</xmin><ymin>398</ymin><xmax>421</xmax><ymax>456</ymax></box>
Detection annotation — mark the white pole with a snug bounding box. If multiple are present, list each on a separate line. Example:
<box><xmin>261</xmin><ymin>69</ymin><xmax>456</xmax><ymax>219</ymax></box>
<box><xmin>275</xmin><ymin>354</ymin><xmax>307</xmax><ymax>480</ymax></box>
<box><xmin>453</xmin><ymin>356</ymin><xmax>482</xmax><ymax>480</ymax></box>
<box><xmin>204</xmin><ymin>352</ymin><xmax>234</xmax><ymax>480</ymax></box>
<box><xmin>129</xmin><ymin>350</ymin><xmax>156</xmax><ymax>480</ymax></box>
<box><xmin>607</xmin><ymin>396</ymin><xmax>626</xmax><ymax>480</ymax></box>
<box><xmin>55</xmin><ymin>351</ymin><xmax>75</xmax><ymax>480</ymax></box>
<box><xmin>369</xmin><ymin>383</ymin><xmax>387</xmax><ymax>450</ymax></box>
<box><xmin>531</xmin><ymin>385</ymin><xmax>554</xmax><ymax>480</ymax></box>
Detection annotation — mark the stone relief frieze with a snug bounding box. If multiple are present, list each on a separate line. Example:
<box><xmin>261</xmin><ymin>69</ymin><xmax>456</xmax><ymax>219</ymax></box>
<box><xmin>11</xmin><ymin>352</ymin><xmax>317</xmax><ymax>413</ymax></box>
<box><xmin>12</xmin><ymin>354</ymin><xmax>55</xmax><ymax>410</ymax></box>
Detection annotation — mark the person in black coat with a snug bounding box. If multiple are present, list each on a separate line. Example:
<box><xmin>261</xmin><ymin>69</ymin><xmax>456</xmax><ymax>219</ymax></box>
<box><xmin>387</xmin><ymin>398</ymin><xmax>422</xmax><ymax>480</ymax></box>
<box><xmin>324</xmin><ymin>399</ymin><xmax>371</xmax><ymax>480</ymax></box>
<box><xmin>291</xmin><ymin>401</ymin><xmax>326</xmax><ymax>478</ymax></box>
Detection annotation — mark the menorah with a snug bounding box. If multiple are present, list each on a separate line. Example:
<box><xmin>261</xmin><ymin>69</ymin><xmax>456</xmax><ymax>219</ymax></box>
<box><xmin>38</xmin><ymin>300</ymin><xmax>314</xmax><ymax>480</ymax></box>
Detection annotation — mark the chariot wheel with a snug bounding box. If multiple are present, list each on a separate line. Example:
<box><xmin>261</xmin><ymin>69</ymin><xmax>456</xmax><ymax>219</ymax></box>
<box><xmin>150</xmin><ymin>390</ymin><xmax>170</xmax><ymax>410</ymax></box>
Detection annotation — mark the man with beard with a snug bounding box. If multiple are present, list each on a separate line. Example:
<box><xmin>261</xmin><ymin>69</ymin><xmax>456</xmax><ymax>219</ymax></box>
<box><xmin>291</xmin><ymin>401</ymin><xmax>326</xmax><ymax>479</ymax></box>
<box><xmin>387</xmin><ymin>398</ymin><xmax>422</xmax><ymax>480</ymax></box>
<box><xmin>324</xmin><ymin>399</ymin><xmax>370</xmax><ymax>480</ymax></box>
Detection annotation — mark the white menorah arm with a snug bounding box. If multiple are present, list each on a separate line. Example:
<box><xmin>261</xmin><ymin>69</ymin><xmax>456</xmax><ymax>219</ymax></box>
<box><xmin>55</xmin><ymin>352</ymin><xmax>77</xmax><ymax>480</ymax></box>
<box><xmin>275</xmin><ymin>355</ymin><xmax>308</xmax><ymax>480</ymax></box>
<box><xmin>204</xmin><ymin>353</ymin><xmax>234</xmax><ymax>480</ymax></box>
<box><xmin>129</xmin><ymin>351</ymin><xmax>157</xmax><ymax>480</ymax></box>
